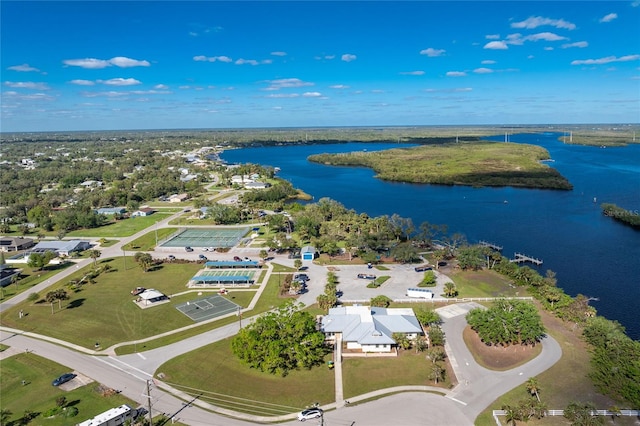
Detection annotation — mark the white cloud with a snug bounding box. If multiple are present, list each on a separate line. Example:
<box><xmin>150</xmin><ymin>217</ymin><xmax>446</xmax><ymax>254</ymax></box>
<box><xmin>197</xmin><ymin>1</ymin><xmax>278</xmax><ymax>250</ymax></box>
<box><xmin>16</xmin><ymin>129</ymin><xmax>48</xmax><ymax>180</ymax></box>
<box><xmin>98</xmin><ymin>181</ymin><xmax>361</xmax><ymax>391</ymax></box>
<box><xmin>562</xmin><ymin>41</ymin><xmax>588</xmax><ymax>49</ymax></box>
<box><xmin>109</xmin><ymin>56</ymin><xmax>150</xmax><ymax>67</ymax></box>
<box><xmin>599</xmin><ymin>13</ymin><xmax>618</xmax><ymax>23</ymax></box>
<box><xmin>399</xmin><ymin>71</ymin><xmax>425</xmax><ymax>75</ymax></box>
<box><xmin>4</xmin><ymin>81</ymin><xmax>49</xmax><ymax>90</ymax></box>
<box><xmin>484</xmin><ymin>41</ymin><xmax>508</xmax><ymax>50</ymax></box>
<box><xmin>571</xmin><ymin>55</ymin><xmax>640</xmax><ymax>65</ymax></box>
<box><xmin>473</xmin><ymin>68</ymin><xmax>493</xmax><ymax>74</ymax></box>
<box><xmin>154</xmin><ymin>84</ymin><xmax>169</xmax><ymax>89</ymax></box>
<box><xmin>341</xmin><ymin>54</ymin><xmax>357</xmax><ymax>62</ymax></box>
<box><xmin>525</xmin><ymin>32</ymin><xmax>567</xmax><ymax>42</ymax></box>
<box><xmin>263</xmin><ymin>78</ymin><xmax>314</xmax><ymax>91</ymax></box>
<box><xmin>271</xmin><ymin>51</ymin><xmax>287</xmax><ymax>56</ymax></box>
<box><xmin>485</xmin><ymin>34</ymin><xmax>501</xmax><ymax>40</ymax></box>
<box><xmin>189</xmin><ymin>31</ymin><xmax>198</xmax><ymax>37</ymax></box>
<box><xmin>194</xmin><ymin>55</ymin><xmax>233</xmax><ymax>63</ymax></box>
<box><xmin>481</xmin><ymin>60</ymin><xmax>496</xmax><ymax>64</ymax></box>
<box><xmin>235</xmin><ymin>58</ymin><xmax>272</xmax><ymax>65</ymax></box>
<box><xmin>99</xmin><ymin>78</ymin><xmax>142</xmax><ymax>86</ymax></box>
<box><xmin>265</xmin><ymin>93</ymin><xmax>300</xmax><ymax>98</ymax></box>
<box><xmin>425</xmin><ymin>87</ymin><xmax>472</xmax><ymax>93</ymax></box>
<box><xmin>302</xmin><ymin>92</ymin><xmax>322</xmax><ymax>97</ymax></box>
<box><xmin>446</xmin><ymin>71</ymin><xmax>467</xmax><ymax>77</ymax></box>
<box><xmin>7</xmin><ymin>64</ymin><xmax>41</xmax><ymax>72</ymax></box>
<box><xmin>420</xmin><ymin>47</ymin><xmax>446</xmax><ymax>57</ymax></box>
<box><xmin>70</xmin><ymin>79</ymin><xmax>95</xmax><ymax>86</ymax></box>
<box><xmin>63</xmin><ymin>56</ymin><xmax>150</xmax><ymax>69</ymax></box>
<box><xmin>329</xmin><ymin>84</ymin><xmax>350</xmax><ymax>89</ymax></box>
<box><xmin>511</xmin><ymin>16</ymin><xmax>576</xmax><ymax>30</ymax></box>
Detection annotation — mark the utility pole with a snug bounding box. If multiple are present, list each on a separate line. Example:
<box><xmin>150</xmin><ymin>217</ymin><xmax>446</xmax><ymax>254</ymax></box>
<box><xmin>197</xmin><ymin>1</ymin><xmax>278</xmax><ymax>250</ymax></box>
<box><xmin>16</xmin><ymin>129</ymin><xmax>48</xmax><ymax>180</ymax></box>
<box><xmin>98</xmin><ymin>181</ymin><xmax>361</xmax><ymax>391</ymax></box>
<box><xmin>237</xmin><ymin>307</ymin><xmax>242</xmax><ymax>328</ymax></box>
<box><xmin>146</xmin><ymin>380</ymin><xmax>153</xmax><ymax>426</ymax></box>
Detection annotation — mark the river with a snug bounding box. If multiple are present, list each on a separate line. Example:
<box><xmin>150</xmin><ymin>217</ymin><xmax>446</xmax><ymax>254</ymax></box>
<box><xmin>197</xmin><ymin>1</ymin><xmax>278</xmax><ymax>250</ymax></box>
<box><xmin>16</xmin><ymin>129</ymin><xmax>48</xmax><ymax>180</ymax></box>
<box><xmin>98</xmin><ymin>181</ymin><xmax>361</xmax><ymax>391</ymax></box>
<box><xmin>220</xmin><ymin>134</ymin><xmax>640</xmax><ymax>340</ymax></box>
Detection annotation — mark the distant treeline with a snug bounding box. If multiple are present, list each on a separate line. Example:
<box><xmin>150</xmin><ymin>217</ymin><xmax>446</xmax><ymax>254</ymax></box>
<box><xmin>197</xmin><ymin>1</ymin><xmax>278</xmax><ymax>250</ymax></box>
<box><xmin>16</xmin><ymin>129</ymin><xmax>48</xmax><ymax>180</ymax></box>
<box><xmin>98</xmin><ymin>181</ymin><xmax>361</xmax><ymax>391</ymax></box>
<box><xmin>601</xmin><ymin>203</ymin><xmax>640</xmax><ymax>229</ymax></box>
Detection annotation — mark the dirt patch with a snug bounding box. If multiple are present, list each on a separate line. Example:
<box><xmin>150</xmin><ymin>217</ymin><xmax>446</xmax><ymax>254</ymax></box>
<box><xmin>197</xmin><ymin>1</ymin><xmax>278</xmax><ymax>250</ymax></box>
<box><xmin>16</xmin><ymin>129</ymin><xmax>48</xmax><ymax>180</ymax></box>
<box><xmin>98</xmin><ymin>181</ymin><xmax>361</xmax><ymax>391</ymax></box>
<box><xmin>463</xmin><ymin>326</ymin><xmax>542</xmax><ymax>371</ymax></box>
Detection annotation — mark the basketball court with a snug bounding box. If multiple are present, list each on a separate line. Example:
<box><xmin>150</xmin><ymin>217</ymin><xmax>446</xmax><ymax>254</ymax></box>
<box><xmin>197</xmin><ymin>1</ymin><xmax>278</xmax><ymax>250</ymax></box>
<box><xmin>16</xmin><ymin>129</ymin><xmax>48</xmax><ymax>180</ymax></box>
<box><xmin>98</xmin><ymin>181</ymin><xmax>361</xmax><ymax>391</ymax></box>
<box><xmin>175</xmin><ymin>295</ymin><xmax>241</xmax><ymax>322</ymax></box>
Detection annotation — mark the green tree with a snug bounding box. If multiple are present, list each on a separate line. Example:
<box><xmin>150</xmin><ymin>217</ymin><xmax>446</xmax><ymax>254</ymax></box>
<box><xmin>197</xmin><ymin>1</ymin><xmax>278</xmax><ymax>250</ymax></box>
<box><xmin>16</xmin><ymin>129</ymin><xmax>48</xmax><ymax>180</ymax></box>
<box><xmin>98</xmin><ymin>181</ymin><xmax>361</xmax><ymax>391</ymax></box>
<box><xmin>418</xmin><ymin>270</ymin><xmax>437</xmax><ymax>287</ymax></box>
<box><xmin>428</xmin><ymin>325</ymin><xmax>446</xmax><ymax>347</ymax></box>
<box><xmin>1</xmin><ymin>409</ymin><xmax>12</xmax><ymax>426</ymax></box>
<box><xmin>134</xmin><ymin>252</ymin><xmax>154</xmax><ymax>272</ymax></box>
<box><xmin>430</xmin><ymin>362</ymin><xmax>445</xmax><ymax>384</ymax></box>
<box><xmin>259</xmin><ymin>249</ymin><xmax>268</xmax><ymax>262</ymax></box>
<box><xmin>443</xmin><ymin>282</ymin><xmax>458</xmax><ymax>298</ymax></box>
<box><xmin>525</xmin><ymin>377</ymin><xmax>541</xmax><ymax>402</ymax></box>
<box><xmin>502</xmin><ymin>405</ymin><xmax>520</xmax><ymax>426</ymax></box>
<box><xmin>466</xmin><ymin>300</ymin><xmax>546</xmax><ymax>346</ymax></box>
<box><xmin>370</xmin><ymin>295</ymin><xmax>392</xmax><ymax>308</ymax></box>
<box><xmin>231</xmin><ymin>301</ymin><xmax>328</xmax><ymax>376</ymax></box>
<box><xmin>89</xmin><ymin>249</ymin><xmax>101</xmax><ymax>268</ymax></box>
<box><xmin>294</xmin><ymin>259</ymin><xmax>302</xmax><ymax>270</ymax></box>
<box><xmin>316</xmin><ymin>293</ymin><xmax>337</xmax><ymax>312</ymax></box>
<box><xmin>414</xmin><ymin>307</ymin><xmax>441</xmax><ymax>328</ymax></box>
<box><xmin>564</xmin><ymin>402</ymin><xmax>603</xmax><ymax>426</ymax></box>
<box><xmin>392</xmin><ymin>332</ymin><xmax>412</xmax><ymax>350</ymax></box>
<box><xmin>427</xmin><ymin>346</ymin><xmax>446</xmax><ymax>363</ymax></box>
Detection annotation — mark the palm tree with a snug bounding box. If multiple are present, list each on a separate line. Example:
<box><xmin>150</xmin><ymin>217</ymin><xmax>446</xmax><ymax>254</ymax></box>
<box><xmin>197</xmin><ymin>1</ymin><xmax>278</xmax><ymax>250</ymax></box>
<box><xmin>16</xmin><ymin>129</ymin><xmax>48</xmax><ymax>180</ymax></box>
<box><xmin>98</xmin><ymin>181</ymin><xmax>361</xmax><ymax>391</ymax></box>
<box><xmin>0</xmin><ymin>408</ymin><xmax>12</xmax><ymax>425</ymax></box>
<box><xmin>443</xmin><ymin>282</ymin><xmax>458</xmax><ymax>298</ymax></box>
<box><xmin>430</xmin><ymin>362</ymin><xmax>445</xmax><ymax>384</ymax></box>
<box><xmin>89</xmin><ymin>249</ymin><xmax>101</xmax><ymax>268</ymax></box>
<box><xmin>525</xmin><ymin>377</ymin><xmax>541</xmax><ymax>402</ymax></box>
<box><xmin>502</xmin><ymin>405</ymin><xmax>519</xmax><ymax>426</ymax></box>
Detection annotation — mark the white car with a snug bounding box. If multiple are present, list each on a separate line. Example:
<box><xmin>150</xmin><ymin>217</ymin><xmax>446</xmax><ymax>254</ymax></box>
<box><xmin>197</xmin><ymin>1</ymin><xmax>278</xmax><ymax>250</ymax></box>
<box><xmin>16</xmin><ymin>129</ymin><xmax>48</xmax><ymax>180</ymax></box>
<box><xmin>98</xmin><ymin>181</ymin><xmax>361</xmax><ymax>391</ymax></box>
<box><xmin>297</xmin><ymin>408</ymin><xmax>323</xmax><ymax>422</ymax></box>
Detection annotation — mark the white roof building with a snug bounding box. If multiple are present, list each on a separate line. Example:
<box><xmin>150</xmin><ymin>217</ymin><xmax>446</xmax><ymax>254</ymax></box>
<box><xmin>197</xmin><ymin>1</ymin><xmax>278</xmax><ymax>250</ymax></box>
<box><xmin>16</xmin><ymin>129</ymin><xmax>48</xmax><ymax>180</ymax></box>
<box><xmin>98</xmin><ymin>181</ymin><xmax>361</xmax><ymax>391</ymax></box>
<box><xmin>321</xmin><ymin>305</ymin><xmax>423</xmax><ymax>353</ymax></box>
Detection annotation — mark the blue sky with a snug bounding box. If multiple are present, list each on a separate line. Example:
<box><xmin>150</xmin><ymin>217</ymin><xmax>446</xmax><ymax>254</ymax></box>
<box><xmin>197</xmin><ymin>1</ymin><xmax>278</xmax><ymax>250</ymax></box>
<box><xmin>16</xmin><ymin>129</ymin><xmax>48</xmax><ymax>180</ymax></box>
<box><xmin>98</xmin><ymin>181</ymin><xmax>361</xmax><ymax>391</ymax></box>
<box><xmin>1</xmin><ymin>1</ymin><xmax>639</xmax><ymax>132</ymax></box>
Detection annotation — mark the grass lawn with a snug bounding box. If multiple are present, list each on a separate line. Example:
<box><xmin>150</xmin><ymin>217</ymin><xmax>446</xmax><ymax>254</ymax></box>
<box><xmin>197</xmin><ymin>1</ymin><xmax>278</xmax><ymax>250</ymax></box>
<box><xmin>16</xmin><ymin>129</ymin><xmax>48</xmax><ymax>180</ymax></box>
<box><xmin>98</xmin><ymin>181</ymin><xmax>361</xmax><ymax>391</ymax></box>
<box><xmin>0</xmin><ymin>353</ymin><xmax>134</xmax><ymax>425</ymax></box>
<box><xmin>115</xmin><ymin>263</ymin><xmax>292</xmax><ymax>354</ymax></box>
<box><xmin>0</xmin><ymin>260</ymin><xmax>211</xmax><ymax>349</ymax></box>
<box><xmin>462</xmin><ymin>326</ymin><xmax>542</xmax><ymax>371</ymax></box>
<box><xmin>474</xmin><ymin>305</ymin><xmax>626</xmax><ymax>426</ymax></box>
<box><xmin>66</xmin><ymin>213</ymin><xmax>173</xmax><ymax>238</ymax></box>
<box><xmin>450</xmin><ymin>269</ymin><xmax>524</xmax><ymax>298</ymax></box>
<box><xmin>0</xmin><ymin>262</ymin><xmax>74</xmax><ymax>302</ymax></box>
<box><xmin>342</xmin><ymin>350</ymin><xmax>451</xmax><ymax>398</ymax></box>
<box><xmin>157</xmin><ymin>337</ymin><xmax>335</xmax><ymax>416</ymax></box>
<box><xmin>122</xmin><ymin>227</ymin><xmax>177</xmax><ymax>251</ymax></box>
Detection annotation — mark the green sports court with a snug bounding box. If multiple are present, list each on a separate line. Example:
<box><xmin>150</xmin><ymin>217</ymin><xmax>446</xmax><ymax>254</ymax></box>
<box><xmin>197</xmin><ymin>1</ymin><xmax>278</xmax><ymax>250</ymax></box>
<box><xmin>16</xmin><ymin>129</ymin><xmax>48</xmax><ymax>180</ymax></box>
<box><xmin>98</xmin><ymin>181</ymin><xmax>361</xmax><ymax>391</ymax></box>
<box><xmin>175</xmin><ymin>295</ymin><xmax>241</xmax><ymax>322</ymax></box>
<box><xmin>159</xmin><ymin>227</ymin><xmax>250</xmax><ymax>248</ymax></box>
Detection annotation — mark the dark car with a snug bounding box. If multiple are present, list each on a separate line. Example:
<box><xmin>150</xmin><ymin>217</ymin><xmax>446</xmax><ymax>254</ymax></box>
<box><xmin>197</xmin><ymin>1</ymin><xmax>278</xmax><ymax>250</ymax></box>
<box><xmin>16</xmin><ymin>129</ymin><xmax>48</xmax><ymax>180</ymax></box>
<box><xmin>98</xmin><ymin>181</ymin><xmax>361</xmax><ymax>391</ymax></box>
<box><xmin>52</xmin><ymin>373</ymin><xmax>76</xmax><ymax>387</ymax></box>
<box><xmin>414</xmin><ymin>265</ymin><xmax>432</xmax><ymax>272</ymax></box>
<box><xmin>185</xmin><ymin>246</ymin><xmax>193</xmax><ymax>252</ymax></box>
<box><xmin>294</xmin><ymin>274</ymin><xmax>309</xmax><ymax>281</ymax></box>
<box><xmin>199</xmin><ymin>254</ymin><xmax>208</xmax><ymax>261</ymax></box>
<box><xmin>233</xmin><ymin>256</ymin><xmax>242</xmax><ymax>261</ymax></box>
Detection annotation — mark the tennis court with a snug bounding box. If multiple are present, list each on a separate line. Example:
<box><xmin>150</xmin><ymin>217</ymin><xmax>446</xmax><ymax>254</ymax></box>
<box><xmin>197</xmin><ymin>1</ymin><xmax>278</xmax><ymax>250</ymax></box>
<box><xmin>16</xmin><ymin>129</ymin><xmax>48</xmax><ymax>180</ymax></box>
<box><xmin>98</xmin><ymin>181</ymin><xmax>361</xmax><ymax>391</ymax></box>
<box><xmin>175</xmin><ymin>295</ymin><xmax>241</xmax><ymax>322</ymax></box>
<box><xmin>160</xmin><ymin>227</ymin><xmax>249</xmax><ymax>248</ymax></box>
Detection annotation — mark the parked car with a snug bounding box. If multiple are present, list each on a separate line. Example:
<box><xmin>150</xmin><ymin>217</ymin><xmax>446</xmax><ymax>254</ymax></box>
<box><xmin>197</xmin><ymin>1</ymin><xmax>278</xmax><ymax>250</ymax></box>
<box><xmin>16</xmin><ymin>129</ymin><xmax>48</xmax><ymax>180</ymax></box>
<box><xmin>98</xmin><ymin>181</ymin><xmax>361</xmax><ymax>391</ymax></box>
<box><xmin>414</xmin><ymin>265</ymin><xmax>432</xmax><ymax>272</ymax></box>
<box><xmin>185</xmin><ymin>246</ymin><xmax>193</xmax><ymax>252</ymax></box>
<box><xmin>52</xmin><ymin>373</ymin><xmax>76</xmax><ymax>387</ymax></box>
<box><xmin>294</xmin><ymin>274</ymin><xmax>309</xmax><ymax>281</ymax></box>
<box><xmin>233</xmin><ymin>256</ymin><xmax>242</xmax><ymax>261</ymax></box>
<box><xmin>297</xmin><ymin>408</ymin><xmax>323</xmax><ymax>422</ymax></box>
<box><xmin>167</xmin><ymin>255</ymin><xmax>176</xmax><ymax>261</ymax></box>
<box><xmin>131</xmin><ymin>287</ymin><xmax>146</xmax><ymax>296</ymax></box>
<box><xmin>199</xmin><ymin>254</ymin><xmax>208</xmax><ymax>261</ymax></box>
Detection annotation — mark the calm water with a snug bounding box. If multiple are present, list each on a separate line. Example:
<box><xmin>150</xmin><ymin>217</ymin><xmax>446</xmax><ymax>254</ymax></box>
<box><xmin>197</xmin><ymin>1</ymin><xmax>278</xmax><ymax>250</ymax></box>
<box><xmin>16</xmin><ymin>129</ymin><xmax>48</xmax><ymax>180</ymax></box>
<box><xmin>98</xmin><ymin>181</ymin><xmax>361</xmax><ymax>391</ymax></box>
<box><xmin>221</xmin><ymin>135</ymin><xmax>640</xmax><ymax>340</ymax></box>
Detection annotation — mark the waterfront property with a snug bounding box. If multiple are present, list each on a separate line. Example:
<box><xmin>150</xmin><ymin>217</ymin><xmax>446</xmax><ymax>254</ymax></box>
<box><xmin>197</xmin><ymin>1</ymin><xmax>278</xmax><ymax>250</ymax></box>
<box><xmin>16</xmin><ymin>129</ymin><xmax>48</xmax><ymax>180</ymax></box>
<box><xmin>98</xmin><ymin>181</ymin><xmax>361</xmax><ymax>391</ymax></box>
<box><xmin>321</xmin><ymin>306</ymin><xmax>423</xmax><ymax>354</ymax></box>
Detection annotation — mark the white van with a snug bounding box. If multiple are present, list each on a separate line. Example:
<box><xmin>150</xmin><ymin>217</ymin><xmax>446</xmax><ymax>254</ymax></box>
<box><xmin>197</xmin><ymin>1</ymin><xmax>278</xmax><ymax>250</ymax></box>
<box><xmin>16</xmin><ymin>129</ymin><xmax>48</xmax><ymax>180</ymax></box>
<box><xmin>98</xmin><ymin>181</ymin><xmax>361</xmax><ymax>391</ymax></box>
<box><xmin>406</xmin><ymin>288</ymin><xmax>433</xmax><ymax>299</ymax></box>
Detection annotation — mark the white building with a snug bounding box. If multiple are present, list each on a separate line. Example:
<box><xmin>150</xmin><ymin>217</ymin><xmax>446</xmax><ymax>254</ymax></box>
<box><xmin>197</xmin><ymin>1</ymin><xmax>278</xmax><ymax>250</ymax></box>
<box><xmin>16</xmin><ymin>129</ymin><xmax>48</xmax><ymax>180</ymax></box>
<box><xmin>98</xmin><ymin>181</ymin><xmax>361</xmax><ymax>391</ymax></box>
<box><xmin>76</xmin><ymin>404</ymin><xmax>137</xmax><ymax>426</ymax></box>
<box><xmin>321</xmin><ymin>306</ymin><xmax>423</xmax><ymax>353</ymax></box>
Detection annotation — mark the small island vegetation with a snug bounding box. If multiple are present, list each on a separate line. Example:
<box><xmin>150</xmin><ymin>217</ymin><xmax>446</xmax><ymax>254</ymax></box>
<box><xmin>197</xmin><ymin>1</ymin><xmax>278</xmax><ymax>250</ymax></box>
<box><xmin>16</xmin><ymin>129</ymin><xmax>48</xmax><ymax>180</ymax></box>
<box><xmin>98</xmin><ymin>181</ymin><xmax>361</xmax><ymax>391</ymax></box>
<box><xmin>308</xmin><ymin>142</ymin><xmax>572</xmax><ymax>190</ymax></box>
<box><xmin>601</xmin><ymin>203</ymin><xmax>640</xmax><ymax>229</ymax></box>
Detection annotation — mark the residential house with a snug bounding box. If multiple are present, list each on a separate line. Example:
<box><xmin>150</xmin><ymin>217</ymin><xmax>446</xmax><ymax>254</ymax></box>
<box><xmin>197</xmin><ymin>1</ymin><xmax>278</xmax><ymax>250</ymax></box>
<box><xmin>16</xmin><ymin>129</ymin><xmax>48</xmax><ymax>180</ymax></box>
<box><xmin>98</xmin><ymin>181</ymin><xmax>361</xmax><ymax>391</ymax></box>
<box><xmin>321</xmin><ymin>305</ymin><xmax>423</xmax><ymax>353</ymax></box>
<box><xmin>0</xmin><ymin>237</ymin><xmax>35</xmax><ymax>252</ymax></box>
<box><xmin>31</xmin><ymin>240</ymin><xmax>92</xmax><ymax>257</ymax></box>
<box><xmin>96</xmin><ymin>207</ymin><xmax>126</xmax><ymax>215</ymax></box>
<box><xmin>168</xmin><ymin>193</ymin><xmax>189</xmax><ymax>203</ymax></box>
<box><xmin>131</xmin><ymin>208</ymin><xmax>156</xmax><ymax>217</ymax></box>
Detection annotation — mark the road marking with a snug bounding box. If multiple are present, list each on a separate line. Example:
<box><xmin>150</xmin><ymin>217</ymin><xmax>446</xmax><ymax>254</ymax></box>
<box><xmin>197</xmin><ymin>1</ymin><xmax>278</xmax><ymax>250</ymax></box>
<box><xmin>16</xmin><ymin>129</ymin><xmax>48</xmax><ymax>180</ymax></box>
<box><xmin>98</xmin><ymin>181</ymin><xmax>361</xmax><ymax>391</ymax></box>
<box><xmin>94</xmin><ymin>356</ymin><xmax>151</xmax><ymax>382</ymax></box>
<box><xmin>445</xmin><ymin>395</ymin><xmax>468</xmax><ymax>406</ymax></box>
<box><xmin>137</xmin><ymin>353</ymin><xmax>146</xmax><ymax>360</ymax></box>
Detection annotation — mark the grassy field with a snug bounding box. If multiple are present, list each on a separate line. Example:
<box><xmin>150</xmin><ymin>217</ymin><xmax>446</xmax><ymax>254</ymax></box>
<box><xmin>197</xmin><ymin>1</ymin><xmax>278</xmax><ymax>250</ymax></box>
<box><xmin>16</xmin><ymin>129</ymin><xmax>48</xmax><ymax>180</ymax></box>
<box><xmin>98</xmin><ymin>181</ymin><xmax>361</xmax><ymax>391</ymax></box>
<box><xmin>449</xmin><ymin>269</ymin><xmax>525</xmax><ymax>298</ymax></box>
<box><xmin>559</xmin><ymin>128</ymin><xmax>640</xmax><ymax>147</ymax></box>
<box><xmin>157</xmin><ymin>337</ymin><xmax>335</xmax><ymax>415</ymax></box>
<box><xmin>66</xmin><ymin>212</ymin><xmax>174</xmax><ymax>238</ymax></box>
<box><xmin>123</xmin><ymin>227</ymin><xmax>177</xmax><ymax>251</ymax></box>
<box><xmin>0</xmin><ymin>260</ymin><xmax>221</xmax><ymax>349</ymax></box>
<box><xmin>342</xmin><ymin>350</ymin><xmax>451</xmax><ymax>398</ymax></box>
<box><xmin>308</xmin><ymin>142</ymin><xmax>572</xmax><ymax>190</ymax></box>
<box><xmin>114</xmin><ymin>263</ymin><xmax>291</xmax><ymax>354</ymax></box>
<box><xmin>0</xmin><ymin>353</ymin><xmax>134</xmax><ymax>425</ymax></box>
<box><xmin>0</xmin><ymin>262</ymin><xmax>74</xmax><ymax>302</ymax></box>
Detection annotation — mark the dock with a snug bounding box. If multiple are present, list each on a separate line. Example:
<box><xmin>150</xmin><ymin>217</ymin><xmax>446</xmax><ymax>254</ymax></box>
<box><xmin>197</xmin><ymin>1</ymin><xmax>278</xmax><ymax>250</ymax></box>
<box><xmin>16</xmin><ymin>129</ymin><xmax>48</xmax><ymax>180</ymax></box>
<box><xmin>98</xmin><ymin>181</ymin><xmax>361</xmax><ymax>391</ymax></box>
<box><xmin>478</xmin><ymin>240</ymin><xmax>503</xmax><ymax>251</ymax></box>
<box><xmin>509</xmin><ymin>252</ymin><xmax>543</xmax><ymax>265</ymax></box>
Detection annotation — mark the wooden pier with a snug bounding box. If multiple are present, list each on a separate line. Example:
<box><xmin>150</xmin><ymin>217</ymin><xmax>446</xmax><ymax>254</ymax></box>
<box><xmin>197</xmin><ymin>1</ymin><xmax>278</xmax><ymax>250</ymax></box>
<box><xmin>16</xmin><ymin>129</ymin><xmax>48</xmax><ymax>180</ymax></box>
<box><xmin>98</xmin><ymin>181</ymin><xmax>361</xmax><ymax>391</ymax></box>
<box><xmin>478</xmin><ymin>240</ymin><xmax>503</xmax><ymax>251</ymax></box>
<box><xmin>509</xmin><ymin>252</ymin><xmax>543</xmax><ymax>265</ymax></box>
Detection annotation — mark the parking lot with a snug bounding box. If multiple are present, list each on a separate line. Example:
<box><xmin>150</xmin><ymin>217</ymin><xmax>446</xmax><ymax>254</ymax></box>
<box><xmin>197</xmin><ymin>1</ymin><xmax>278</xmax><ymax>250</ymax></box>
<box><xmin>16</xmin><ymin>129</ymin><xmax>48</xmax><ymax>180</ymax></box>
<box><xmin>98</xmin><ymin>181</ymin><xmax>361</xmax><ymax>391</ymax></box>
<box><xmin>328</xmin><ymin>264</ymin><xmax>454</xmax><ymax>302</ymax></box>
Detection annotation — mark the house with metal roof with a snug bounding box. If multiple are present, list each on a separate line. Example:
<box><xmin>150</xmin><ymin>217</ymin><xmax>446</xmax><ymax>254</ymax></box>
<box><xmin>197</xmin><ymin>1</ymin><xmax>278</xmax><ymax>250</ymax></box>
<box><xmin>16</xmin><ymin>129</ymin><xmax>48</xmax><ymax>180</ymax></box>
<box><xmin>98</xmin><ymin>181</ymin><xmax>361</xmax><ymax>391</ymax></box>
<box><xmin>31</xmin><ymin>240</ymin><xmax>92</xmax><ymax>256</ymax></box>
<box><xmin>0</xmin><ymin>237</ymin><xmax>35</xmax><ymax>252</ymax></box>
<box><xmin>96</xmin><ymin>207</ymin><xmax>126</xmax><ymax>215</ymax></box>
<box><xmin>321</xmin><ymin>305</ymin><xmax>423</xmax><ymax>353</ymax></box>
